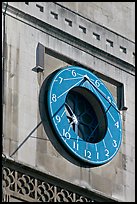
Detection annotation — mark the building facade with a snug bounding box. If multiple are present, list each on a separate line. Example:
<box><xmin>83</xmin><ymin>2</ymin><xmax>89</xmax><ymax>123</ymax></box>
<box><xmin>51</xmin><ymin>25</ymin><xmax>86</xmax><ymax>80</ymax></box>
<box><xmin>2</xmin><ymin>2</ymin><xmax>135</xmax><ymax>202</ymax></box>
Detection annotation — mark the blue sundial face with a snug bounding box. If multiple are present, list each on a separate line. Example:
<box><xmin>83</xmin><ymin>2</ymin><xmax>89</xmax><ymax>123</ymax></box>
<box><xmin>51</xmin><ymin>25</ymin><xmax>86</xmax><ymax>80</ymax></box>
<box><xmin>47</xmin><ymin>66</ymin><xmax>122</xmax><ymax>165</ymax></box>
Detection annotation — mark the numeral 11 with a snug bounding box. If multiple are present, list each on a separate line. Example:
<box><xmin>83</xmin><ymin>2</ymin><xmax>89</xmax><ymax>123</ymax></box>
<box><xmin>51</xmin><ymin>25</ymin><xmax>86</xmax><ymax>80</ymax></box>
<box><xmin>73</xmin><ymin>142</ymin><xmax>79</xmax><ymax>150</ymax></box>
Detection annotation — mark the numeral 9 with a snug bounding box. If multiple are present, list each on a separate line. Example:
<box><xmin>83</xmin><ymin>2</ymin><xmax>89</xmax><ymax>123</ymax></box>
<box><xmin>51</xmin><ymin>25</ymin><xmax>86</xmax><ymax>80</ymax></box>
<box><xmin>56</xmin><ymin>115</ymin><xmax>61</xmax><ymax>123</ymax></box>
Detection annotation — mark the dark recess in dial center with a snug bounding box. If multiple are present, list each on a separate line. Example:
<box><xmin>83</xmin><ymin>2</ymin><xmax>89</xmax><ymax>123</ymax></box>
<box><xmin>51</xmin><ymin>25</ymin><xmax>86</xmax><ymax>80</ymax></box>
<box><xmin>65</xmin><ymin>87</ymin><xmax>107</xmax><ymax>143</ymax></box>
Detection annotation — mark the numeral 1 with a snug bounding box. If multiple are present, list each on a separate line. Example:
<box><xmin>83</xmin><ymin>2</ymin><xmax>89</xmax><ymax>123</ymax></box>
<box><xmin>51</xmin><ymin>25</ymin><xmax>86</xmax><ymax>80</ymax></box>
<box><xmin>97</xmin><ymin>152</ymin><xmax>99</xmax><ymax>160</ymax></box>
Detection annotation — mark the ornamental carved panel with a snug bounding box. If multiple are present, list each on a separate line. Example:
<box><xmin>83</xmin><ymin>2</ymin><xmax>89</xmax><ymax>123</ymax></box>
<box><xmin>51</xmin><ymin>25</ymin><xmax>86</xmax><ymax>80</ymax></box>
<box><xmin>2</xmin><ymin>165</ymin><xmax>94</xmax><ymax>202</ymax></box>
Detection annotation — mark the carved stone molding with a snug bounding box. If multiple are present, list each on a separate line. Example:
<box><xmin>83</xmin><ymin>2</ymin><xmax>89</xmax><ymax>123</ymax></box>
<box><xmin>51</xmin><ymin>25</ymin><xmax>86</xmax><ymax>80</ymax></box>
<box><xmin>2</xmin><ymin>2</ymin><xmax>135</xmax><ymax>72</ymax></box>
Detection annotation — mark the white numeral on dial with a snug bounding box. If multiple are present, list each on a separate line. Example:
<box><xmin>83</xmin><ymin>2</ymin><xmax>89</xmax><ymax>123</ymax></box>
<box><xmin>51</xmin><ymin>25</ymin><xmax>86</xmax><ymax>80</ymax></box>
<box><xmin>52</xmin><ymin>94</ymin><xmax>57</xmax><ymax>102</ymax></box>
<box><xmin>107</xmin><ymin>96</ymin><xmax>111</xmax><ymax>103</ymax></box>
<box><xmin>97</xmin><ymin>152</ymin><xmax>99</xmax><ymax>160</ymax></box>
<box><xmin>72</xmin><ymin>70</ymin><xmax>77</xmax><ymax>77</ymax></box>
<box><xmin>84</xmin><ymin>150</ymin><xmax>91</xmax><ymax>158</ymax></box>
<box><xmin>115</xmin><ymin>121</ymin><xmax>119</xmax><ymax>128</ymax></box>
<box><xmin>105</xmin><ymin>149</ymin><xmax>109</xmax><ymax>157</ymax></box>
<box><xmin>95</xmin><ymin>80</ymin><xmax>100</xmax><ymax>87</ymax></box>
<box><xmin>59</xmin><ymin>77</ymin><xmax>63</xmax><ymax>84</ymax></box>
<box><xmin>73</xmin><ymin>142</ymin><xmax>79</xmax><ymax>150</ymax></box>
<box><xmin>63</xmin><ymin>129</ymin><xmax>71</xmax><ymax>139</ymax></box>
<box><xmin>56</xmin><ymin>115</ymin><xmax>61</xmax><ymax>123</ymax></box>
<box><xmin>112</xmin><ymin>140</ymin><xmax>117</xmax><ymax>147</ymax></box>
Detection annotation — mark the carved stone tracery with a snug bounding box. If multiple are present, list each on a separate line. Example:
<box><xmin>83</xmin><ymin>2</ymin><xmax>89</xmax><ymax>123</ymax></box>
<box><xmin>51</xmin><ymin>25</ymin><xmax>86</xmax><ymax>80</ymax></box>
<box><xmin>2</xmin><ymin>157</ymin><xmax>117</xmax><ymax>202</ymax></box>
<box><xmin>2</xmin><ymin>165</ymin><xmax>94</xmax><ymax>202</ymax></box>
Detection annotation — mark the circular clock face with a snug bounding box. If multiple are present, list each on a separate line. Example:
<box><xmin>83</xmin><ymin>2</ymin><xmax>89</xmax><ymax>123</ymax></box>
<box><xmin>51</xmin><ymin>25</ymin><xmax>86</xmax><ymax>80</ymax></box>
<box><xmin>46</xmin><ymin>66</ymin><xmax>122</xmax><ymax>165</ymax></box>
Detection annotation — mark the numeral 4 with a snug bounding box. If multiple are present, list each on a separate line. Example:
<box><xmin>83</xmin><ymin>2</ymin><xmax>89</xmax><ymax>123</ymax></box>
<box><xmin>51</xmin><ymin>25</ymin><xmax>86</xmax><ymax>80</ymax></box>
<box><xmin>115</xmin><ymin>121</ymin><xmax>119</xmax><ymax>128</ymax></box>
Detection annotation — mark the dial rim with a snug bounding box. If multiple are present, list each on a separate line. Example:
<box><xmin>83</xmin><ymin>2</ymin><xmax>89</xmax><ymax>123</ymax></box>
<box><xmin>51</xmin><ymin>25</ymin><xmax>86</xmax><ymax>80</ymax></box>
<box><xmin>47</xmin><ymin>66</ymin><xmax>122</xmax><ymax>165</ymax></box>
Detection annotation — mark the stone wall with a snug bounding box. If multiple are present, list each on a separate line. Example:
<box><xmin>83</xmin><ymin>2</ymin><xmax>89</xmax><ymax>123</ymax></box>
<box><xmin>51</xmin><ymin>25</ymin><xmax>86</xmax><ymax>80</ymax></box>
<box><xmin>56</xmin><ymin>2</ymin><xmax>135</xmax><ymax>42</ymax></box>
<box><xmin>2</xmin><ymin>2</ymin><xmax>135</xmax><ymax>202</ymax></box>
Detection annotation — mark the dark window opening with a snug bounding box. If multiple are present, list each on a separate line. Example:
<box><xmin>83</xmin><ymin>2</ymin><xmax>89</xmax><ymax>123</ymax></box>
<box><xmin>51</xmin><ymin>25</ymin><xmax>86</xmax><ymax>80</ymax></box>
<box><xmin>106</xmin><ymin>39</ymin><xmax>113</xmax><ymax>47</ymax></box>
<box><xmin>36</xmin><ymin>4</ymin><xmax>44</xmax><ymax>12</ymax></box>
<box><xmin>79</xmin><ymin>25</ymin><xmax>86</xmax><ymax>34</ymax></box>
<box><xmin>50</xmin><ymin>11</ymin><xmax>58</xmax><ymax>20</ymax></box>
<box><xmin>120</xmin><ymin>46</ymin><xmax>127</xmax><ymax>54</ymax></box>
<box><xmin>93</xmin><ymin>33</ymin><xmax>100</xmax><ymax>40</ymax></box>
<box><xmin>65</xmin><ymin>18</ymin><xmax>72</xmax><ymax>27</ymax></box>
